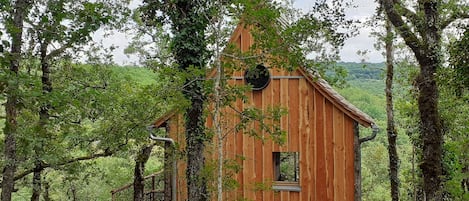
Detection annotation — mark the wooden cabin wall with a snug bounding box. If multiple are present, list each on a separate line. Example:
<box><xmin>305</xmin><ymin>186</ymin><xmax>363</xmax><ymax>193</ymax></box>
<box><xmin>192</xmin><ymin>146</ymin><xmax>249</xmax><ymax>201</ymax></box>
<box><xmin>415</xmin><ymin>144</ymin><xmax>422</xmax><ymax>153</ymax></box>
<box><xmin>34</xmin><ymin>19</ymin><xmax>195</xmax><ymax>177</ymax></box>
<box><xmin>214</xmin><ymin>70</ymin><xmax>356</xmax><ymax>201</ymax></box>
<box><xmin>167</xmin><ymin>114</ymin><xmax>187</xmax><ymax>200</ymax></box>
<box><xmin>166</xmin><ymin>26</ymin><xmax>356</xmax><ymax>201</ymax></box>
<box><xmin>168</xmin><ymin>73</ymin><xmax>356</xmax><ymax>201</ymax></box>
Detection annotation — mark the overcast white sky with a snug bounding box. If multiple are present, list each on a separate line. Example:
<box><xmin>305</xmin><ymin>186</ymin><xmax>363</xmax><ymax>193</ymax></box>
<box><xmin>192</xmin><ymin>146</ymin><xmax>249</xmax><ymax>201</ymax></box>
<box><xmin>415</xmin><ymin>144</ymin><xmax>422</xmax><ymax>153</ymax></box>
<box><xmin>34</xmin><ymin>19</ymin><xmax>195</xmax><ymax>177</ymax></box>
<box><xmin>99</xmin><ymin>0</ymin><xmax>382</xmax><ymax>65</ymax></box>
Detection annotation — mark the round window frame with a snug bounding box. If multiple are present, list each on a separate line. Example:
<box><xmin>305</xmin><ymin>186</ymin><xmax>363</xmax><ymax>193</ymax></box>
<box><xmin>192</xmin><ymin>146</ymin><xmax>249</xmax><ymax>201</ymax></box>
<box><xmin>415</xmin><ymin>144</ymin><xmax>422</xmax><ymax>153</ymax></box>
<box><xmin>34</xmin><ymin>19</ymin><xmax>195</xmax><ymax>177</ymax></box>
<box><xmin>244</xmin><ymin>64</ymin><xmax>271</xmax><ymax>91</ymax></box>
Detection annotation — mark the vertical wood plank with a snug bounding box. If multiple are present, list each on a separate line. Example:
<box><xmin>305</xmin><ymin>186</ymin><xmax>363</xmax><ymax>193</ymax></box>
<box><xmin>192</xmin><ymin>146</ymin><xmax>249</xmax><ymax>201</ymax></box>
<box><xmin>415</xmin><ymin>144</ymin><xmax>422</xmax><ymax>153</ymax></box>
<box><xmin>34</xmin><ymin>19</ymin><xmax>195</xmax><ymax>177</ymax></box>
<box><xmin>244</xmin><ymin>90</ymin><xmax>256</xmax><ymax>200</ymax></box>
<box><xmin>279</xmin><ymin>76</ymin><xmax>289</xmax><ymax>152</ymax></box>
<box><xmin>281</xmin><ymin>191</ymin><xmax>289</xmax><ymax>201</ymax></box>
<box><xmin>300</xmin><ymin>79</ymin><xmax>312</xmax><ymax>201</ymax></box>
<box><xmin>333</xmin><ymin>107</ymin><xmax>345</xmax><ymax>201</ymax></box>
<box><xmin>272</xmin><ymin>79</ymin><xmax>281</xmax><ymax>152</ymax></box>
<box><xmin>311</xmin><ymin>85</ymin><xmax>317</xmax><ymax>201</ymax></box>
<box><xmin>170</xmin><ymin>115</ymin><xmax>188</xmax><ymax>201</ymax></box>
<box><xmin>274</xmin><ymin>191</ymin><xmax>281</xmax><ymax>201</ymax></box>
<box><xmin>325</xmin><ymin>100</ymin><xmax>335</xmax><ymax>201</ymax></box>
<box><xmin>241</xmin><ymin>28</ymin><xmax>249</xmax><ymax>52</ymax></box>
<box><xmin>290</xmin><ymin>192</ymin><xmax>300</xmax><ymax>201</ymax></box>
<box><xmin>224</xmin><ymin>81</ymin><xmax>238</xmax><ymax>200</ymax></box>
<box><xmin>315</xmin><ymin>90</ymin><xmax>327</xmax><ymax>201</ymax></box>
<box><xmin>288</xmin><ymin>79</ymin><xmax>299</xmax><ymax>152</ymax></box>
<box><xmin>236</xmin><ymin>80</ymin><xmax>245</xmax><ymax>199</ymax></box>
<box><xmin>345</xmin><ymin>117</ymin><xmax>355</xmax><ymax>201</ymax></box>
<box><xmin>263</xmin><ymin>78</ymin><xmax>274</xmax><ymax>201</ymax></box>
<box><xmin>253</xmin><ymin>90</ymin><xmax>264</xmax><ymax>201</ymax></box>
<box><xmin>289</xmin><ymin>78</ymin><xmax>300</xmax><ymax>200</ymax></box>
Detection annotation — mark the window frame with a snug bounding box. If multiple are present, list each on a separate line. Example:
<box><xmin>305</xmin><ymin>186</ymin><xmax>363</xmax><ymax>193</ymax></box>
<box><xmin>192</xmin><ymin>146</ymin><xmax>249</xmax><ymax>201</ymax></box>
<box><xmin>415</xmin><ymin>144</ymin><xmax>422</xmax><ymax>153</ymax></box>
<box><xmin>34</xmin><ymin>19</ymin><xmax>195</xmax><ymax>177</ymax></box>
<box><xmin>272</xmin><ymin>151</ymin><xmax>301</xmax><ymax>192</ymax></box>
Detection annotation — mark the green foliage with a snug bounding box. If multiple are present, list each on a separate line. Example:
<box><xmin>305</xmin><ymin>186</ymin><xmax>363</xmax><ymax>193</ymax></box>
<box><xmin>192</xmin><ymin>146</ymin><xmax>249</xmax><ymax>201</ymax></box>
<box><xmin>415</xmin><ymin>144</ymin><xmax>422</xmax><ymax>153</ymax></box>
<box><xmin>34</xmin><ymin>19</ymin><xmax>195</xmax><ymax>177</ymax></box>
<box><xmin>448</xmin><ymin>28</ymin><xmax>469</xmax><ymax>95</ymax></box>
<box><xmin>340</xmin><ymin>63</ymin><xmax>418</xmax><ymax>201</ymax></box>
<box><xmin>2</xmin><ymin>63</ymin><xmax>167</xmax><ymax>200</ymax></box>
<box><xmin>438</xmin><ymin>61</ymin><xmax>469</xmax><ymax>200</ymax></box>
<box><xmin>338</xmin><ymin>81</ymin><xmax>385</xmax><ymax>120</ymax></box>
<box><xmin>1</xmin><ymin>1</ymin><xmax>133</xmax><ymax>199</ymax></box>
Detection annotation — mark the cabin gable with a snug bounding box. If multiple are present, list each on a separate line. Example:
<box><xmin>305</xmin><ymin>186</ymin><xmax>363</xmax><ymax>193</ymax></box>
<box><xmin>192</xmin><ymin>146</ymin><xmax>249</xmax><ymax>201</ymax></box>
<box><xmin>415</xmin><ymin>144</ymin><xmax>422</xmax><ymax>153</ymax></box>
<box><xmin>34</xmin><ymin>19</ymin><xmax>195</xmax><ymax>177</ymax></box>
<box><xmin>152</xmin><ymin>24</ymin><xmax>374</xmax><ymax>201</ymax></box>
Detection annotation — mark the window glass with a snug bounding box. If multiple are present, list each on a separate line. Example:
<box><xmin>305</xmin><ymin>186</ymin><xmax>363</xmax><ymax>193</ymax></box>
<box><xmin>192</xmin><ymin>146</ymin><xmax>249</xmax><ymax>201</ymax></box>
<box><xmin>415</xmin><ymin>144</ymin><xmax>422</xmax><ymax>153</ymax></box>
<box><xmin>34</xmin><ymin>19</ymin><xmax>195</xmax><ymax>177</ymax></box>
<box><xmin>273</xmin><ymin>152</ymin><xmax>299</xmax><ymax>182</ymax></box>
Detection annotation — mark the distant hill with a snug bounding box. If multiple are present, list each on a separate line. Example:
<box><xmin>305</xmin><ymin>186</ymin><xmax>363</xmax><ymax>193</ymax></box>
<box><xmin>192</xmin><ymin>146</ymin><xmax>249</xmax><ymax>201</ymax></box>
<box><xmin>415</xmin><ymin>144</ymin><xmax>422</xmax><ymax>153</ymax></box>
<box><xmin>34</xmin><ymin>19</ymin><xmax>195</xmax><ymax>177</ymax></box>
<box><xmin>338</xmin><ymin>62</ymin><xmax>385</xmax><ymax>80</ymax></box>
<box><xmin>110</xmin><ymin>66</ymin><xmax>158</xmax><ymax>85</ymax></box>
<box><xmin>333</xmin><ymin>62</ymin><xmax>386</xmax><ymax>120</ymax></box>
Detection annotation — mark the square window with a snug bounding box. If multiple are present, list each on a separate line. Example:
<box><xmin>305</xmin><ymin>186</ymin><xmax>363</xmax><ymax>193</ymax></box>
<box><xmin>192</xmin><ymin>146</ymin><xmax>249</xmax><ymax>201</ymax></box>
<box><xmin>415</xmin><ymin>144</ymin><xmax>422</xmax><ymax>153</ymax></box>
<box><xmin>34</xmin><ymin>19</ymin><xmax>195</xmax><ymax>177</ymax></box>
<box><xmin>273</xmin><ymin>152</ymin><xmax>299</xmax><ymax>182</ymax></box>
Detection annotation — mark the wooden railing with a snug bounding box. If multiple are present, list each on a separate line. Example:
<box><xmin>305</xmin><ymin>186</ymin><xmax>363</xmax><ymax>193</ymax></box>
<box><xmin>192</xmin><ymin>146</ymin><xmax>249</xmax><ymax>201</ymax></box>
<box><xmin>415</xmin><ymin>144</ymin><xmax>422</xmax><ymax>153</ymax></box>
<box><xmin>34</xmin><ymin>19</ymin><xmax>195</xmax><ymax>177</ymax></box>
<box><xmin>111</xmin><ymin>171</ymin><xmax>165</xmax><ymax>201</ymax></box>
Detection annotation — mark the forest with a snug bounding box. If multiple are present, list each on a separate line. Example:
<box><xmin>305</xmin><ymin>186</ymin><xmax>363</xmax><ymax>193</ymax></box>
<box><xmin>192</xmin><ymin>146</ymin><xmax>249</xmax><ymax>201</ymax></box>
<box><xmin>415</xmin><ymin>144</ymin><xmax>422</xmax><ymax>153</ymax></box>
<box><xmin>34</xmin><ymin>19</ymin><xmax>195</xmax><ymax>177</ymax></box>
<box><xmin>1</xmin><ymin>0</ymin><xmax>468</xmax><ymax>201</ymax></box>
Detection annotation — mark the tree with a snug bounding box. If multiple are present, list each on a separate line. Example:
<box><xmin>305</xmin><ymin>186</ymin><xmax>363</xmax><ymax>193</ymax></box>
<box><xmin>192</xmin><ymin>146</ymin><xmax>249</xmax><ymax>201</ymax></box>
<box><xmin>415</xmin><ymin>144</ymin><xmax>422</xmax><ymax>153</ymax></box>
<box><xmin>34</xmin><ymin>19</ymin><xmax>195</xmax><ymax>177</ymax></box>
<box><xmin>384</xmin><ymin>19</ymin><xmax>399</xmax><ymax>201</ymax></box>
<box><xmin>133</xmin><ymin>144</ymin><xmax>155</xmax><ymax>201</ymax></box>
<box><xmin>1</xmin><ymin>1</ymin><xmax>134</xmax><ymax>199</ymax></box>
<box><xmin>379</xmin><ymin>0</ymin><xmax>469</xmax><ymax>199</ymax></box>
<box><xmin>26</xmin><ymin>1</ymin><xmax>125</xmax><ymax>199</ymax></box>
<box><xmin>1</xmin><ymin>1</ymin><xmax>32</xmax><ymax>200</ymax></box>
<box><xmin>140</xmin><ymin>1</ymin><xmax>213</xmax><ymax>200</ymax></box>
<box><xmin>438</xmin><ymin>28</ymin><xmax>469</xmax><ymax>200</ymax></box>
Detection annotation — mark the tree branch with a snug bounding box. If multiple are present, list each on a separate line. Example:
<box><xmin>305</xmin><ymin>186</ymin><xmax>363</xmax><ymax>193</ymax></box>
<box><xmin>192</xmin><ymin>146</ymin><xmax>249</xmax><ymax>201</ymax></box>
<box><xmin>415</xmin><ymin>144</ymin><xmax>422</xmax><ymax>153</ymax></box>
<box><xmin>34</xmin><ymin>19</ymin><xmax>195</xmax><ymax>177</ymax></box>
<box><xmin>392</xmin><ymin>0</ymin><xmax>419</xmax><ymax>24</ymax></box>
<box><xmin>380</xmin><ymin>0</ymin><xmax>425</xmax><ymax>60</ymax></box>
<box><xmin>13</xmin><ymin>150</ymin><xmax>113</xmax><ymax>181</ymax></box>
<box><xmin>45</xmin><ymin>41</ymin><xmax>73</xmax><ymax>61</ymax></box>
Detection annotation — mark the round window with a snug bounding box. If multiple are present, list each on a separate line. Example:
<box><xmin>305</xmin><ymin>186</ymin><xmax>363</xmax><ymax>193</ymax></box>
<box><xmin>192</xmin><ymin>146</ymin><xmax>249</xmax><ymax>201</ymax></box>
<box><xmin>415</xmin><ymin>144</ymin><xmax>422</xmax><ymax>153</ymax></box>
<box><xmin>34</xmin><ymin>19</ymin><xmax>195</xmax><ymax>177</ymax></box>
<box><xmin>244</xmin><ymin>64</ymin><xmax>271</xmax><ymax>90</ymax></box>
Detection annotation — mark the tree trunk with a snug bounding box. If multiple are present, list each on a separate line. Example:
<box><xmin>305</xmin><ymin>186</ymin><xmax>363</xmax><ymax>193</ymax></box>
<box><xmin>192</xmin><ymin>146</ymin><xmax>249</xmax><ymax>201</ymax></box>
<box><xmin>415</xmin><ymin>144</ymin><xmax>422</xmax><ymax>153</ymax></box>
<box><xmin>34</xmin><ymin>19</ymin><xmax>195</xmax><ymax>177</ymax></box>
<box><xmin>354</xmin><ymin>122</ymin><xmax>362</xmax><ymax>201</ymax></box>
<box><xmin>212</xmin><ymin>7</ymin><xmax>224</xmax><ymax>200</ymax></box>
<box><xmin>418</xmin><ymin>3</ymin><xmax>443</xmax><ymax>200</ymax></box>
<box><xmin>170</xmin><ymin>2</ymin><xmax>210</xmax><ymax>200</ymax></box>
<box><xmin>185</xmin><ymin>88</ymin><xmax>208</xmax><ymax>201</ymax></box>
<box><xmin>134</xmin><ymin>145</ymin><xmax>154</xmax><ymax>201</ymax></box>
<box><xmin>380</xmin><ymin>1</ymin><xmax>444</xmax><ymax>199</ymax></box>
<box><xmin>30</xmin><ymin>39</ymin><xmax>52</xmax><ymax>201</ymax></box>
<box><xmin>385</xmin><ymin>19</ymin><xmax>399</xmax><ymax>201</ymax></box>
<box><xmin>1</xmin><ymin>1</ymin><xmax>29</xmax><ymax>200</ymax></box>
<box><xmin>30</xmin><ymin>166</ymin><xmax>42</xmax><ymax>201</ymax></box>
<box><xmin>43</xmin><ymin>180</ymin><xmax>51</xmax><ymax>201</ymax></box>
<box><xmin>417</xmin><ymin>58</ymin><xmax>443</xmax><ymax>201</ymax></box>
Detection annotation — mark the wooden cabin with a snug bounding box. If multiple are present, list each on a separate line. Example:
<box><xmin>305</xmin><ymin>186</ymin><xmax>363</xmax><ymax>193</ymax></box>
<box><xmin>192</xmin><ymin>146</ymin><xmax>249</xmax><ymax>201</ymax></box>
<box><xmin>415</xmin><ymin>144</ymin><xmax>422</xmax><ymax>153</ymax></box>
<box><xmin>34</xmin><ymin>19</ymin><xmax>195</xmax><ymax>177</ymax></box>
<box><xmin>152</xmin><ymin>24</ymin><xmax>376</xmax><ymax>201</ymax></box>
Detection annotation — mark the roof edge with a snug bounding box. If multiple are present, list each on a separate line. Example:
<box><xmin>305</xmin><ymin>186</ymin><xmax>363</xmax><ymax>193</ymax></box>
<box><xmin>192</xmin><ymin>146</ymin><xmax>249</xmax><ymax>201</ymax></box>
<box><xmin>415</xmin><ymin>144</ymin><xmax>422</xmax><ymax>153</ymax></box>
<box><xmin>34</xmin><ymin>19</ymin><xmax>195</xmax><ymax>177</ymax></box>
<box><xmin>297</xmin><ymin>67</ymin><xmax>375</xmax><ymax>128</ymax></box>
<box><xmin>153</xmin><ymin>110</ymin><xmax>178</xmax><ymax>128</ymax></box>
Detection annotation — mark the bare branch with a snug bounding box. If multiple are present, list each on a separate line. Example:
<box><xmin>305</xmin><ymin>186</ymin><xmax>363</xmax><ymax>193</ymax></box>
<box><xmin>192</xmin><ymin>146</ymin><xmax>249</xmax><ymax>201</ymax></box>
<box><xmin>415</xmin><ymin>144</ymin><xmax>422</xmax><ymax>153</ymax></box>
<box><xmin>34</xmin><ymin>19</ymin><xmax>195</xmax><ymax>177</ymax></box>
<box><xmin>45</xmin><ymin>41</ymin><xmax>74</xmax><ymax>60</ymax></box>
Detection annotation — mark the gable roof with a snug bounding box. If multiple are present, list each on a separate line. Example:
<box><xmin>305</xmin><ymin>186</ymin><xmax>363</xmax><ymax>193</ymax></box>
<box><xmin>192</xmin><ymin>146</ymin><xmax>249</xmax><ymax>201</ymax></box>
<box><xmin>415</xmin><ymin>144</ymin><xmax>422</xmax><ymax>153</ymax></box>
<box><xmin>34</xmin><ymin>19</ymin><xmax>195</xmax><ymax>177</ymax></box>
<box><xmin>153</xmin><ymin>23</ymin><xmax>375</xmax><ymax>128</ymax></box>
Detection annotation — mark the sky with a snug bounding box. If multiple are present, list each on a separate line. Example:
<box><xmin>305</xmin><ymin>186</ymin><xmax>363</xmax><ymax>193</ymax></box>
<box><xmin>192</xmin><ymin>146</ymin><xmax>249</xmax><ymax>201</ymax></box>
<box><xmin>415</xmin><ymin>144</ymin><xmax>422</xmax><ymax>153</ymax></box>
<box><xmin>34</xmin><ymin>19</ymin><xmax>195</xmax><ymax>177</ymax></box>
<box><xmin>294</xmin><ymin>0</ymin><xmax>382</xmax><ymax>62</ymax></box>
<box><xmin>99</xmin><ymin>0</ymin><xmax>383</xmax><ymax>65</ymax></box>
